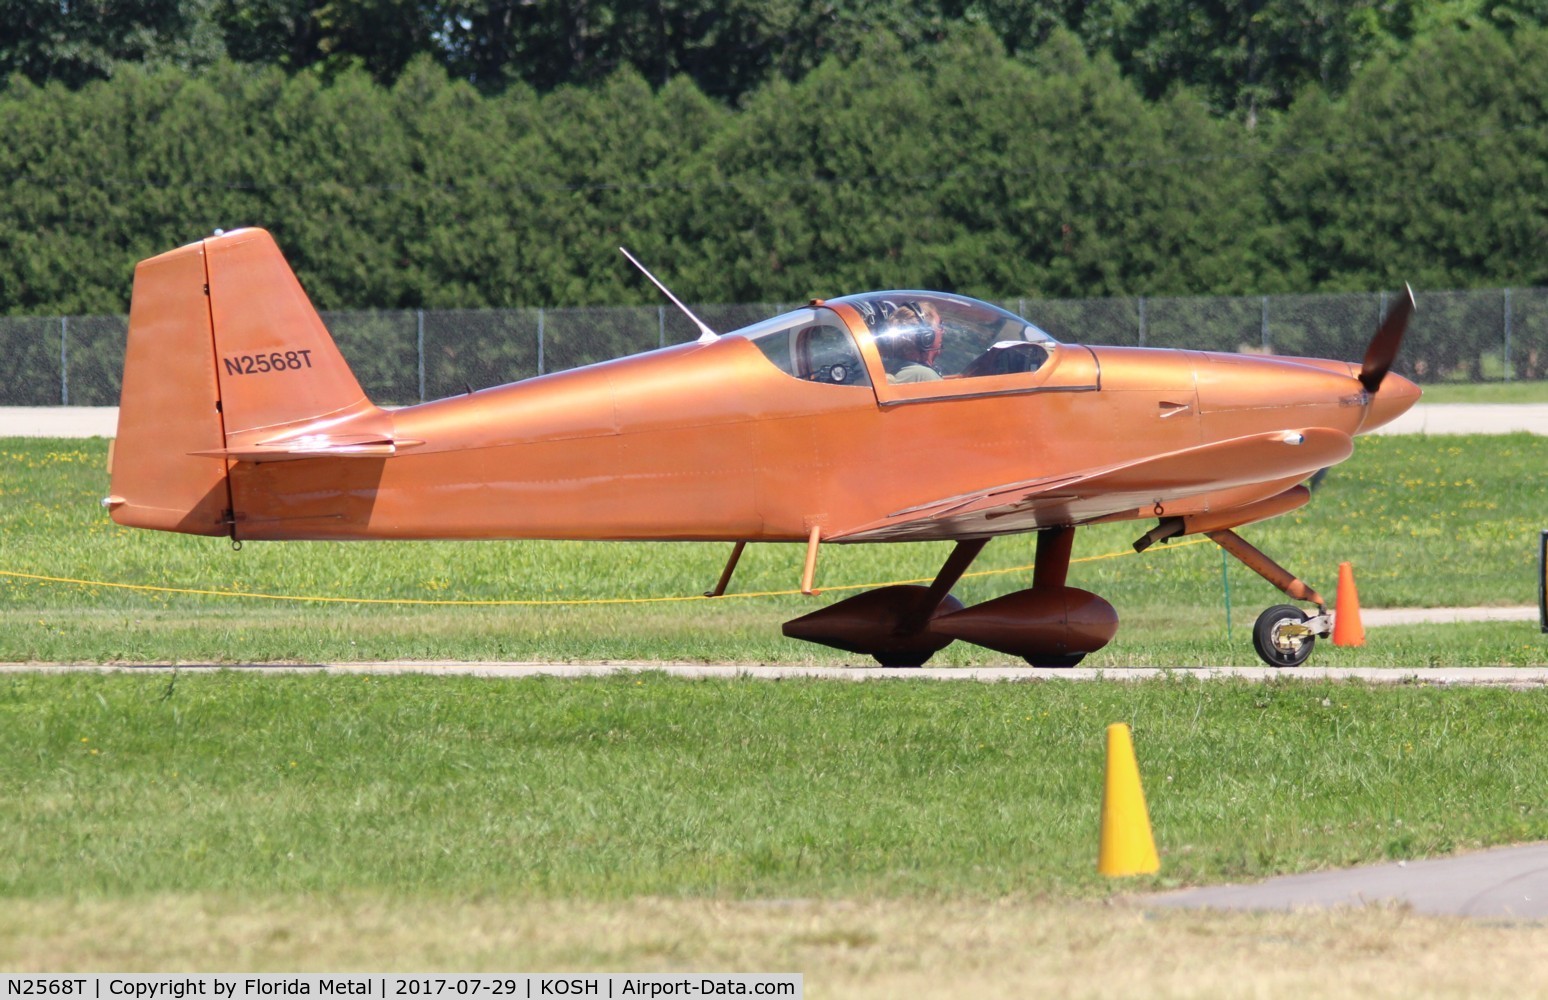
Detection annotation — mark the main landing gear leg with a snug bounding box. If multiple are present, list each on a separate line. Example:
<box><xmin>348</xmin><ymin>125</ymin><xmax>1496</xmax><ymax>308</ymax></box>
<box><xmin>897</xmin><ymin>538</ymin><xmax>990</xmax><ymax>635</ymax></box>
<box><xmin>863</xmin><ymin>538</ymin><xmax>989</xmax><ymax>667</ymax></box>
<box><xmin>1208</xmin><ymin>528</ymin><xmax>1330</xmax><ymax>668</ymax></box>
<box><xmin>860</xmin><ymin>541</ymin><xmax>990</xmax><ymax>665</ymax></box>
<box><xmin>1025</xmin><ymin>526</ymin><xmax>1087</xmax><ymax>668</ymax></box>
<box><xmin>1033</xmin><ymin>525</ymin><xmax>1074</xmax><ymax>591</ymax></box>
<box><xmin>780</xmin><ymin>538</ymin><xmax>989</xmax><ymax>668</ymax></box>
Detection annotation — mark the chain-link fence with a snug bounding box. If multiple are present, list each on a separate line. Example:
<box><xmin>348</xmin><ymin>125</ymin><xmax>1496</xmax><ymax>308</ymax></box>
<box><xmin>3</xmin><ymin>287</ymin><xmax>1542</xmax><ymax>407</ymax></box>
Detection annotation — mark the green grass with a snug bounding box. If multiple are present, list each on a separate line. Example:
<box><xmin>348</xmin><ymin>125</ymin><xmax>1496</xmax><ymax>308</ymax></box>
<box><xmin>2</xmin><ymin>671</ymin><xmax>1545</xmax><ymax>901</ymax></box>
<box><xmin>3</xmin><ymin>435</ymin><xmax>1546</xmax><ymax>664</ymax></box>
<box><xmin>1417</xmin><ymin>380</ymin><xmax>1548</xmax><ymax>403</ymax></box>
<box><xmin>4</xmin><ymin>432</ymin><xmax>1548</xmax><ymax>979</ymax></box>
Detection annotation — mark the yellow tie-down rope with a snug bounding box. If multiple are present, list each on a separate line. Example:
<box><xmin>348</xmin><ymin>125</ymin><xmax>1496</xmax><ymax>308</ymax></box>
<box><xmin>0</xmin><ymin>538</ymin><xmax>1209</xmax><ymax>607</ymax></box>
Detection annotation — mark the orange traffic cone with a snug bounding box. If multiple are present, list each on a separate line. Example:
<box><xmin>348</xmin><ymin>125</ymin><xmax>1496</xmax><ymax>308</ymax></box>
<box><xmin>1332</xmin><ymin>561</ymin><xmax>1365</xmax><ymax>647</ymax></box>
<box><xmin>1098</xmin><ymin>723</ymin><xmax>1160</xmax><ymax>877</ymax></box>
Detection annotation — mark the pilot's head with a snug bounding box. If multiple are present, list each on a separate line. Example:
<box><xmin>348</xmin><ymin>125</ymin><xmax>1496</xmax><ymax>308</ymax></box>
<box><xmin>878</xmin><ymin>301</ymin><xmax>943</xmax><ymax>368</ymax></box>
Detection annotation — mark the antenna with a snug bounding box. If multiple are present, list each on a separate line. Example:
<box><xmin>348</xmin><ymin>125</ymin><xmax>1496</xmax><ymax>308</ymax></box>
<box><xmin>619</xmin><ymin>247</ymin><xmax>718</xmax><ymax>344</ymax></box>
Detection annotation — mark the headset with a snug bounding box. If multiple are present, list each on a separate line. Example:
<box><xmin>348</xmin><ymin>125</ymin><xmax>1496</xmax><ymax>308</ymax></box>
<box><xmin>881</xmin><ymin>301</ymin><xmax>943</xmax><ymax>358</ymax></box>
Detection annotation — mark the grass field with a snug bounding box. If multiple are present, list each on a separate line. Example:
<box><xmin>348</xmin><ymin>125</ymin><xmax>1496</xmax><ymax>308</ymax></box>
<box><xmin>4</xmin><ymin>431</ymin><xmax>1548</xmax><ymax>988</ymax></box>
<box><xmin>3</xmin><ymin>434</ymin><xmax>1545</xmax><ymax>665</ymax></box>
<box><xmin>1414</xmin><ymin>380</ymin><xmax>1548</xmax><ymax>403</ymax></box>
<box><xmin>1</xmin><ymin>669</ymin><xmax>1546</xmax><ymax>987</ymax></box>
<box><xmin>11</xmin><ymin>894</ymin><xmax>1548</xmax><ymax>994</ymax></box>
<box><xmin>11</xmin><ymin>672</ymin><xmax>1547</xmax><ymax>899</ymax></box>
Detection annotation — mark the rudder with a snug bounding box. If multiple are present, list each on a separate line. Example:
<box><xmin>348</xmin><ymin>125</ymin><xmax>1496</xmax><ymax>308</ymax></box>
<box><xmin>107</xmin><ymin>237</ymin><xmax>230</xmax><ymax>534</ymax></box>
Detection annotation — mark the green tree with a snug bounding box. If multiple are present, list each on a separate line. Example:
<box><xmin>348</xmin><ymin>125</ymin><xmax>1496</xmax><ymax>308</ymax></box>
<box><xmin>1264</xmin><ymin>25</ymin><xmax>1548</xmax><ymax>292</ymax></box>
<box><xmin>527</xmin><ymin>69</ymin><xmax>725</xmax><ymax>305</ymax></box>
<box><xmin>212</xmin><ymin>0</ymin><xmax>326</xmax><ymax>70</ymax></box>
<box><xmin>1048</xmin><ymin>0</ymin><xmax>1548</xmax><ymax>121</ymax></box>
<box><xmin>1003</xmin><ymin>29</ymin><xmax>1267</xmax><ymax>296</ymax></box>
<box><xmin>0</xmin><ymin>0</ymin><xmax>226</xmax><ymax>86</ymax></box>
<box><xmin>211</xmin><ymin>0</ymin><xmax>449</xmax><ymax>82</ymax></box>
<box><xmin>662</xmin><ymin>26</ymin><xmax>1264</xmax><ymax>304</ymax></box>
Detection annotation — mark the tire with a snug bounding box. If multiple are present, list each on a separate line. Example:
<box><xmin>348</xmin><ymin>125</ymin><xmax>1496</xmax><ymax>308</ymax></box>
<box><xmin>1253</xmin><ymin>604</ymin><xmax>1316</xmax><ymax>667</ymax></box>
<box><xmin>1023</xmin><ymin>653</ymin><xmax>1086</xmax><ymax>668</ymax></box>
<box><xmin>869</xmin><ymin>589</ymin><xmax>965</xmax><ymax>667</ymax></box>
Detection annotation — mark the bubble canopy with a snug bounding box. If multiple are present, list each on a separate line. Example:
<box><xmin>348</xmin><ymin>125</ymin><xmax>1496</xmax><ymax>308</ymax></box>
<box><xmin>829</xmin><ymin>291</ymin><xmax>1056</xmax><ymax>345</ymax></box>
<box><xmin>727</xmin><ymin>291</ymin><xmax>1059</xmax><ymax>387</ymax></box>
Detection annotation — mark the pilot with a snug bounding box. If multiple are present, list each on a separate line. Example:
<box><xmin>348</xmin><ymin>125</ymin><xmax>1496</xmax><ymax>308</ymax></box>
<box><xmin>877</xmin><ymin>301</ymin><xmax>944</xmax><ymax>383</ymax></box>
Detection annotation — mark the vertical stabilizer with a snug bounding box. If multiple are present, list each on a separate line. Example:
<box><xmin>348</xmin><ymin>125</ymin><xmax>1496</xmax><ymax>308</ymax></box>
<box><xmin>205</xmin><ymin>229</ymin><xmax>378</xmax><ymax>440</ymax></box>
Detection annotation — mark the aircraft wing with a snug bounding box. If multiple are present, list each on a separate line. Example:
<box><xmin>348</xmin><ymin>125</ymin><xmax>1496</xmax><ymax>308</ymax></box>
<box><xmin>832</xmin><ymin>427</ymin><xmax>1352</xmax><ymax>541</ymax></box>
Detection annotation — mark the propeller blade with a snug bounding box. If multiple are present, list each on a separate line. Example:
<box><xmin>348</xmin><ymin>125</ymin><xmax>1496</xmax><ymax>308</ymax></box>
<box><xmin>1359</xmin><ymin>284</ymin><xmax>1416</xmax><ymax>394</ymax></box>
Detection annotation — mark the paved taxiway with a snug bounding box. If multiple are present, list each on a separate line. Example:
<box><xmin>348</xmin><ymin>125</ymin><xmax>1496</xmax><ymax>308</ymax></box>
<box><xmin>1147</xmin><ymin>842</ymin><xmax>1548</xmax><ymax>921</ymax></box>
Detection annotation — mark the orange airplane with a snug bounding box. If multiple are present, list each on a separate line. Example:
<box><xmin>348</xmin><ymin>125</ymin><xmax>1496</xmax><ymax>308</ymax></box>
<box><xmin>106</xmin><ymin>228</ymin><xmax>1419</xmax><ymax>667</ymax></box>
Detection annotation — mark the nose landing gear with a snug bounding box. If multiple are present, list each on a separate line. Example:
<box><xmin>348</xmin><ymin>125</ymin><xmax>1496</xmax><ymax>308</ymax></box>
<box><xmin>1207</xmin><ymin>529</ymin><xmax>1332</xmax><ymax>667</ymax></box>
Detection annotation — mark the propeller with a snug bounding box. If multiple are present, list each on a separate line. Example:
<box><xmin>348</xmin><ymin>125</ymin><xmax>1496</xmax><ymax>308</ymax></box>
<box><xmin>1358</xmin><ymin>284</ymin><xmax>1416</xmax><ymax>394</ymax></box>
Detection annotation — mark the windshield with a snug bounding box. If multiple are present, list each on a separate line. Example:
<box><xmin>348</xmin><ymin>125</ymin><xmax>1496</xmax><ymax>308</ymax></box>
<box><xmin>832</xmin><ymin>292</ymin><xmax>1058</xmax><ymax>383</ymax></box>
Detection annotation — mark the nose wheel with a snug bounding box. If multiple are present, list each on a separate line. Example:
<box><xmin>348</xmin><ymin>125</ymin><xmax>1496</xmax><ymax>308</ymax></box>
<box><xmin>1196</xmin><ymin>528</ymin><xmax>1332</xmax><ymax>668</ymax></box>
<box><xmin>1252</xmin><ymin>604</ymin><xmax>1317</xmax><ymax>667</ymax></box>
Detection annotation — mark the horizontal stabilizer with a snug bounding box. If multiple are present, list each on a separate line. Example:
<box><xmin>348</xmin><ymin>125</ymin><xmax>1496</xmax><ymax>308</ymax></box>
<box><xmin>192</xmin><ymin>434</ymin><xmax>422</xmax><ymax>462</ymax></box>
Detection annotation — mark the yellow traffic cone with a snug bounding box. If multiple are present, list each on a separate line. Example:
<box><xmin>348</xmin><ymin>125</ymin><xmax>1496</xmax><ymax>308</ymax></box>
<box><xmin>1098</xmin><ymin>722</ymin><xmax>1160</xmax><ymax>877</ymax></box>
<box><xmin>1332</xmin><ymin>561</ymin><xmax>1365</xmax><ymax>647</ymax></box>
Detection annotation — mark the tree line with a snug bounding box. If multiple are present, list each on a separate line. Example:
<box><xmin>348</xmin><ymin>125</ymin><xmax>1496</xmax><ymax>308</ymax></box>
<box><xmin>6</xmin><ymin>0</ymin><xmax>1547</xmax><ymax>116</ymax></box>
<box><xmin>0</xmin><ymin>22</ymin><xmax>1543</xmax><ymax>316</ymax></box>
